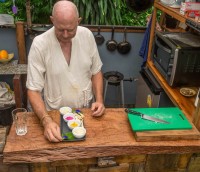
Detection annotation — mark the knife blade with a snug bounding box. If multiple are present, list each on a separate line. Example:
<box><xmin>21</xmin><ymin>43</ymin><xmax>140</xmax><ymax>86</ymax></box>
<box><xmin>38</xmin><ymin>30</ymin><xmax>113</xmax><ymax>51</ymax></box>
<box><xmin>125</xmin><ymin>109</ymin><xmax>170</xmax><ymax>124</ymax></box>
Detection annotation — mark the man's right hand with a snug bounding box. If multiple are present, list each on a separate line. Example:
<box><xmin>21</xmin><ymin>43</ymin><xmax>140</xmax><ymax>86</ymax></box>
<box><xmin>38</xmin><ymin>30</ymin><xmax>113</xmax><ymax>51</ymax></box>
<box><xmin>42</xmin><ymin>117</ymin><xmax>63</xmax><ymax>142</ymax></box>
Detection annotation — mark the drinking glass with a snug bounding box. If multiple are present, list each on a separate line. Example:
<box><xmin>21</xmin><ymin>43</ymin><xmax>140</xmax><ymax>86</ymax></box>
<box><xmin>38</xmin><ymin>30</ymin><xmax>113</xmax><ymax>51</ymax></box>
<box><xmin>12</xmin><ymin>108</ymin><xmax>27</xmax><ymax>136</ymax></box>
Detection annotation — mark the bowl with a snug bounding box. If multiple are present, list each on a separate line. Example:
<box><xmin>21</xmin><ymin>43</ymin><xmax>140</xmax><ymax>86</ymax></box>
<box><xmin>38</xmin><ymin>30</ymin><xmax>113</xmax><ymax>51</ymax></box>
<box><xmin>59</xmin><ymin>106</ymin><xmax>72</xmax><ymax>115</ymax></box>
<box><xmin>180</xmin><ymin>88</ymin><xmax>196</xmax><ymax>97</ymax></box>
<box><xmin>67</xmin><ymin>119</ymin><xmax>81</xmax><ymax>130</ymax></box>
<box><xmin>0</xmin><ymin>53</ymin><xmax>14</xmax><ymax>64</ymax></box>
<box><xmin>63</xmin><ymin>113</ymin><xmax>75</xmax><ymax>122</ymax></box>
<box><xmin>160</xmin><ymin>0</ymin><xmax>175</xmax><ymax>6</ymax></box>
<box><xmin>72</xmin><ymin>127</ymin><xmax>86</xmax><ymax>139</ymax></box>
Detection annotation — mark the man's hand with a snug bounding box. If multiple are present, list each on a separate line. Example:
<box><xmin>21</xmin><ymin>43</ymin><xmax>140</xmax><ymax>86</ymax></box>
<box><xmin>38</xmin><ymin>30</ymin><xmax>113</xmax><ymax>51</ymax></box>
<box><xmin>43</xmin><ymin>117</ymin><xmax>63</xmax><ymax>142</ymax></box>
<box><xmin>91</xmin><ymin>102</ymin><xmax>105</xmax><ymax>117</ymax></box>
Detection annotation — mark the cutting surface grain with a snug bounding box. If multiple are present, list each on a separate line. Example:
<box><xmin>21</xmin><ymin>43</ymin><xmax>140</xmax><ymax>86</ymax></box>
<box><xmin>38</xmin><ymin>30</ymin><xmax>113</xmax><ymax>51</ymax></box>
<box><xmin>3</xmin><ymin>108</ymin><xmax>200</xmax><ymax>164</ymax></box>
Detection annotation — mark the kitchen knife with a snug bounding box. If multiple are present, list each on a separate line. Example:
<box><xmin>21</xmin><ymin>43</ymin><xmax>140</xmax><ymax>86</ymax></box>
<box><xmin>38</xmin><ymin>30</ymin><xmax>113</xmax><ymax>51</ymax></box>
<box><xmin>125</xmin><ymin>109</ymin><xmax>170</xmax><ymax>124</ymax></box>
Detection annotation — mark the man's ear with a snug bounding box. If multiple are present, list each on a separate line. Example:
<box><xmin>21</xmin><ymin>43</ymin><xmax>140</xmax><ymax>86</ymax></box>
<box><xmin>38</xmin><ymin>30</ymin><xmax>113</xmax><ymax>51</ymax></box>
<box><xmin>50</xmin><ymin>16</ymin><xmax>54</xmax><ymax>24</ymax></box>
<box><xmin>78</xmin><ymin>17</ymin><xmax>82</xmax><ymax>24</ymax></box>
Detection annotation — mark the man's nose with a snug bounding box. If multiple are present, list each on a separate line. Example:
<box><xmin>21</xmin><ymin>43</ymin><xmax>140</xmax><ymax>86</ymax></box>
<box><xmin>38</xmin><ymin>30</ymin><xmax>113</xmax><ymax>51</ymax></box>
<box><xmin>63</xmin><ymin>30</ymin><xmax>69</xmax><ymax>37</ymax></box>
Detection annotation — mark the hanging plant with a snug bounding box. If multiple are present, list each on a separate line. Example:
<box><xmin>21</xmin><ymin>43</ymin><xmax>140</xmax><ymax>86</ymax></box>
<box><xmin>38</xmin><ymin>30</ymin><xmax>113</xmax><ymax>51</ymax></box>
<box><xmin>73</xmin><ymin>0</ymin><xmax>125</xmax><ymax>25</ymax></box>
<box><xmin>0</xmin><ymin>0</ymin><xmax>154</xmax><ymax>26</ymax></box>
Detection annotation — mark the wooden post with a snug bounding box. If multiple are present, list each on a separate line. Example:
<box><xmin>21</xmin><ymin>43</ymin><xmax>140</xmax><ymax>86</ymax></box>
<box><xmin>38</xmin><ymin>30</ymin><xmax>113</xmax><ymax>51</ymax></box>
<box><xmin>13</xmin><ymin>74</ymin><xmax>23</xmax><ymax>108</ymax></box>
<box><xmin>16</xmin><ymin>22</ymin><xmax>27</xmax><ymax>64</ymax></box>
<box><xmin>147</xmin><ymin>5</ymin><xmax>157</xmax><ymax>62</ymax></box>
<box><xmin>26</xmin><ymin>0</ymin><xmax>32</xmax><ymax>31</ymax></box>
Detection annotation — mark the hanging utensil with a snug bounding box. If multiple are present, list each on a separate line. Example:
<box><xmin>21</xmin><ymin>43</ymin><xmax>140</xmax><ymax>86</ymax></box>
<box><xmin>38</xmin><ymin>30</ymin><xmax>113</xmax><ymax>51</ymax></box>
<box><xmin>106</xmin><ymin>27</ymin><xmax>118</xmax><ymax>51</ymax></box>
<box><xmin>94</xmin><ymin>27</ymin><xmax>105</xmax><ymax>45</ymax></box>
<box><xmin>12</xmin><ymin>0</ymin><xmax>18</xmax><ymax>14</ymax></box>
<box><xmin>117</xmin><ymin>27</ymin><xmax>131</xmax><ymax>54</ymax></box>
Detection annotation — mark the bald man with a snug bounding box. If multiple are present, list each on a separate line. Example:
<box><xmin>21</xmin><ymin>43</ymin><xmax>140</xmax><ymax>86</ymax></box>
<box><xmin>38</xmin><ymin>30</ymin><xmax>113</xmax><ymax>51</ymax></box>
<box><xmin>26</xmin><ymin>1</ymin><xmax>105</xmax><ymax>142</ymax></box>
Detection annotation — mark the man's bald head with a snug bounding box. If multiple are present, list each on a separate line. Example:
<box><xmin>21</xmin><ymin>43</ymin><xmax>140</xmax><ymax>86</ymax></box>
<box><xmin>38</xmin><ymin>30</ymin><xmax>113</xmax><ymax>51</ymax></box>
<box><xmin>52</xmin><ymin>1</ymin><xmax>79</xmax><ymax>19</ymax></box>
<box><xmin>50</xmin><ymin>1</ymin><xmax>80</xmax><ymax>44</ymax></box>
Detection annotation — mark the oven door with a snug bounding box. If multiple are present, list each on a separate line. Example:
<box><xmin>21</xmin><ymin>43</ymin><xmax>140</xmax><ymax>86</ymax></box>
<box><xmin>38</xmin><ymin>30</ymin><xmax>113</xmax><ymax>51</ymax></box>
<box><xmin>151</xmin><ymin>32</ymin><xmax>177</xmax><ymax>85</ymax></box>
<box><xmin>152</xmin><ymin>33</ymin><xmax>174</xmax><ymax>73</ymax></box>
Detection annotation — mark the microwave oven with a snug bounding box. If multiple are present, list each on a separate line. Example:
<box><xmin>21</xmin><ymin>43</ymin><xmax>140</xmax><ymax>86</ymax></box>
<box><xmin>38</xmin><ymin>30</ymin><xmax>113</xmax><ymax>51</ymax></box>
<box><xmin>151</xmin><ymin>31</ymin><xmax>200</xmax><ymax>87</ymax></box>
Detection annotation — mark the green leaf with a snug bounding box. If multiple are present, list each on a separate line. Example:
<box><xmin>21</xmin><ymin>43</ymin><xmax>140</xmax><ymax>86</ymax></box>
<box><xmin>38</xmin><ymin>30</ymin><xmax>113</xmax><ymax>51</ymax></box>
<box><xmin>108</xmin><ymin>0</ymin><xmax>115</xmax><ymax>25</ymax></box>
<box><xmin>79</xmin><ymin>0</ymin><xmax>85</xmax><ymax>21</ymax></box>
<box><xmin>62</xmin><ymin>132</ymin><xmax>75</xmax><ymax>140</ymax></box>
<box><xmin>103</xmin><ymin>0</ymin><xmax>107</xmax><ymax>16</ymax></box>
<box><xmin>98</xmin><ymin>0</ymin><xmax>104</xmax><ymax>24</ymax></box>
<box><xmin>0</xmin><ymin>0</ymin><xmax>156</xmax><ymax>26</ymax></box>
<box><xmin>85</xmin><ymin>0</ymin><xmax>91</xmax><ymax>20</ymax></box>
<box><xmin>93</xmin><ymin>2</ymin><xmax>99</xmax><ymax>25</ymax></box>
<box><xmin>81</xmin><ymin>0</ymin><xmax>86</xmax><ymax>5</ymax></box>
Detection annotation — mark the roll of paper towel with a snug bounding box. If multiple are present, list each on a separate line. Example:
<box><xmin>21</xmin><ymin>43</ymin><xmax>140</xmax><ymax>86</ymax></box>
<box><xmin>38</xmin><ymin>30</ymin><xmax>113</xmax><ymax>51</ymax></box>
<box><xmin>195</xmin><ymin>88</ymin><xmax>200</xmax><ymax>107</ymax></box>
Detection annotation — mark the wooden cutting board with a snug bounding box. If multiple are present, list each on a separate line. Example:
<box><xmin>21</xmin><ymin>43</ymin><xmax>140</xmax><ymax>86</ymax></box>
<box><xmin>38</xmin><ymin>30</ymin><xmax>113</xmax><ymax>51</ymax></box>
<box><xmin>127</xmin><ymin>108</ymin><xmax>192</xmax><ymax>131</ymax></box>
<box><xmin>128</xmin><ymin>107</ymin><xmax>200</xmax><ymax>142</ymax></box>
<box><xmin>134</xmin><ymin>125</ymin><xmax>200</xmax><ymax>142</ymax></box>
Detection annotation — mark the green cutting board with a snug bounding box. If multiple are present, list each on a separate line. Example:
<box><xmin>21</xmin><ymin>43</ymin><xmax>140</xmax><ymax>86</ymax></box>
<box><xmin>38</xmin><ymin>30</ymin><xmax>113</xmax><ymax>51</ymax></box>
<box><xmin>127</xmin><ymin>107</ymin><xmax>192</xmax><ymax>132</ymax></box>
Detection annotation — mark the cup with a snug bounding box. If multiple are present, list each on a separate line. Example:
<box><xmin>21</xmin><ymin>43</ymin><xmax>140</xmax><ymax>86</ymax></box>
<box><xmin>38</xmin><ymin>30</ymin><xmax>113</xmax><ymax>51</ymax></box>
<box><xmin>12</xmin><ymin>108</ymin><xmax>28</xmax><ymax>136</ymax></box>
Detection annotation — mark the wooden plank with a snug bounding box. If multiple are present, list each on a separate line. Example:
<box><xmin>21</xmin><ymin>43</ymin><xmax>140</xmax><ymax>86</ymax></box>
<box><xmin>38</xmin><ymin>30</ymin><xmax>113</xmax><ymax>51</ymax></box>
<box><xmin>31</xmin><ymin>155</ymin><xmax>146</xmax><ymax>172</ymax></box>
<box><xmin>0</xmin><ymin>127</ymin><xmax>8</xmax><ymax>153</ymax></box>
<box><xmin>56</xmin><ymin>165</ymin><xmax>88</xmax><ymax>172</ymax></box>
<box><xmin>177</xmin><ymin>154</ymin><xmax>193</xmax><ymax>169</ymax></box>
<box><xmin>154</xmin><ymin>2</ymin><xmax>186</xmax><ymax>23</ymax></box>
<box><xmin>30</xmin><ymin>163</ymin><xmax>52</xmax><ymax>172</ymax></box>
<box><xmin>16</xmin><ymin>22</ymin><xmax>27</xmax><ymax>64</ymax></box>
<box><xmin>134</xmin><ymin>124</ymin><xmax>200</xmax><ymax>142</ymax></box>
<box><xmin>0</xmin><ymin>156</ymin><xmax>29</xmax><ymax>172</ymax></box>
<box><xmin>145</xmin><ymin>154</ymin><xmax>179</xmax><ymax>172</ymax></box>
<box><xmin>115</xmin><ymin>155</ymin><xmax>146</xmax><ymax>164</ymax></box>
<box><xmin>50</xmin><ymin>158</ymin><xmax>97</xmax><ymax>166</ymax></box>
<box><xmin>13</xmin><ymin>74</ymin><xmax>23</xmax><ymax>108</ymax></box>
<box><xmin>187</xmin><ymin>154</ymin><xmax>200</xmax><ymax>171</ymax></box>
<box><xmin>129</xmin><ymin>162</ymin><xmax>145</xmax><ymax>172</ymax></box>
<box><xmin>88</xmin><ymin>163</ymin><xmax>129</xmax><ymax>172</ymax></box>
<box><xmin>50</xmin><ymin>155</ymin><xmax>146</xmax><ymax>167</ymax></box>
<box><xmin>3</xmin><ymin>109</ymin><xmax>200</xmax><ymax>164</ymax></box>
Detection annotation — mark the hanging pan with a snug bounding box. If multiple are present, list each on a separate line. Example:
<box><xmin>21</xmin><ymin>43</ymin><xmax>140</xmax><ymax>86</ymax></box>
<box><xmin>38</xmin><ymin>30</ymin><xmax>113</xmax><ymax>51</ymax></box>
<box><xmin>106</xmin><ymin>27</ymin><xmax>117</xmax><ymax>51</ymax></box>
<box><xmin>117</xmin><ymin>27</ymin><xmax>131</xmax><ymax>54</ymax></box>
<box><xmin>94</xmin><ymin>26</ymin><xmax>105</xmax><ymax>45</ymax></box>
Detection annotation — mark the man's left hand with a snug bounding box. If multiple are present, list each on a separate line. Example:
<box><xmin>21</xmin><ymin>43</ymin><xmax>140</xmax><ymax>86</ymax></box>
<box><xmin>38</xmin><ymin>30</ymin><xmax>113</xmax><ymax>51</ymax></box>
<box><xmin>91</xmin><ymin>102</ymin><xmax>105</xmax><ymax>117</ymax></box>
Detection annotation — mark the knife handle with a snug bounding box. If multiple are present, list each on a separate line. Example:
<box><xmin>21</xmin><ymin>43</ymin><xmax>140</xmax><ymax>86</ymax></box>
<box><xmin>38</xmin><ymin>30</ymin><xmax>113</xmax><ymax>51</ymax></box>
<box><xmin>125</xmin><ymin>109</ymin><xmax>141</xmax><ymax>116</ymax></box>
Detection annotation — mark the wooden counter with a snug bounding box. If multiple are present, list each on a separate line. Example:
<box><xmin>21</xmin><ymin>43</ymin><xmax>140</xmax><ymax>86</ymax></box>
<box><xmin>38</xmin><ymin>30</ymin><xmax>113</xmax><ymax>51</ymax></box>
<box><xmin>3</xmin><ymin>108</ymin><xmax>200</xmax><ymax>164</ymax></box>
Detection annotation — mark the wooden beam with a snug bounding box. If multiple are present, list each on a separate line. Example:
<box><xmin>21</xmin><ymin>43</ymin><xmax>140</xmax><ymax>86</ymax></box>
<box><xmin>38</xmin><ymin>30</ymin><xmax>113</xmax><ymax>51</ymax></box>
<box><xmin>16</xmin><ymin>22</ymin><xmax>27</xmax><ymax>64</ymax></box>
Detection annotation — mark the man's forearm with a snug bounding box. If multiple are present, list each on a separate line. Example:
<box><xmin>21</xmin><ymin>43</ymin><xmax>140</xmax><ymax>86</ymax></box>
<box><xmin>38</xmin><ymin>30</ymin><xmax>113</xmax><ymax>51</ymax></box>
<box><xmin>92</xmin><ymin>71</ymin><xmax>104</xmax><ymax>103</ymax></box>
<box><xmin>27</xmin><ymin>89</ymin><xmax>51</xmax><ymax>125</ymax></box>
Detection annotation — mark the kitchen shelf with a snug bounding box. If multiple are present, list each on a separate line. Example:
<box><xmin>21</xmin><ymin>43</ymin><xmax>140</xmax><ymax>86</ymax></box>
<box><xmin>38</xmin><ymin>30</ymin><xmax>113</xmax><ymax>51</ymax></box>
<box><xmin>0</xmin><ymin>60</ymin><xmax>27</xmax><ymax>75</ymax></box>
<box><xmin>155</xmin><ymin>1</ymin><xmax>200</xmax><ymax>32</ymax></box>
<box><xmin>155</xmin><ymin>2</ymin><xmax>186</xmax><ymax>23</ymax></box>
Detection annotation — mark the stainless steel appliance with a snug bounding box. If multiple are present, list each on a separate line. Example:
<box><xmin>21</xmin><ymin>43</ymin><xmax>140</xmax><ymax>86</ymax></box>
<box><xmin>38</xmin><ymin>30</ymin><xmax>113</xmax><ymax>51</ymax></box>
<box><xmin>135</xmin><ymin>67</ymin><xmax>174</xmax><ymax>108</ymax></box>
<box><xmin>152</xmin><ymin>31</ymin><xmax>200</xmax><ymax>87</ymax></box>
